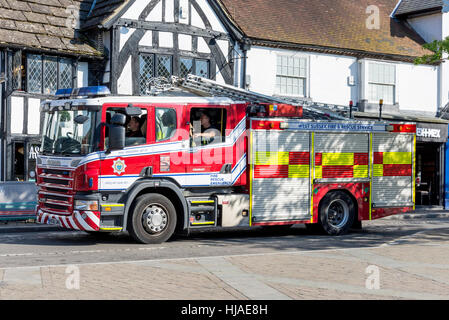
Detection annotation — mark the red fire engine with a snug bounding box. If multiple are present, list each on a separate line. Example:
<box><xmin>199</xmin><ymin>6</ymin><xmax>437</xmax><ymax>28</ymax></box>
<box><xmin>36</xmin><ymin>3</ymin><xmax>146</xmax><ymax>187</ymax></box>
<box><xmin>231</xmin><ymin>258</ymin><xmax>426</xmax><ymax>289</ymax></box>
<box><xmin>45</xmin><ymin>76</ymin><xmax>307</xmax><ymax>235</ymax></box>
<box><xmin>35</xmin><ymin>76</ymin><xmax>416</xmax><ymax>244</ymax></box>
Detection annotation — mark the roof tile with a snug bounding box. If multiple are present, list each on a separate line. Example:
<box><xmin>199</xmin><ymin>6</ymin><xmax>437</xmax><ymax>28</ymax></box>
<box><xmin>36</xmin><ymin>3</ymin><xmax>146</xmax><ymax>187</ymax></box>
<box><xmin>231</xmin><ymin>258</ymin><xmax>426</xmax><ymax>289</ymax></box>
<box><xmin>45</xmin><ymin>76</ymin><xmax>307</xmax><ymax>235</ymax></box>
<box><xmin>0</xmin><ymin>0</ymin><xmax>100</xmax><ymax>57</ymax></box>
<box><xmin>218</xmin><ymin>0</ymin><xmax>431</xmax><ymax>59</ymax></box>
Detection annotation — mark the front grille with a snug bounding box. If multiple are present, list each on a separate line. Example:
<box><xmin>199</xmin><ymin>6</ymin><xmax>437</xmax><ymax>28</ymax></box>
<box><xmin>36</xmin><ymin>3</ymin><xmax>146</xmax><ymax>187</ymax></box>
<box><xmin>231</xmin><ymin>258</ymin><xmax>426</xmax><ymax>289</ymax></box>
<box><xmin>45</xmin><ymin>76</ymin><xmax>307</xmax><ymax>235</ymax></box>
<box><xmin>38</xmin><ymin>167</ymin><xmax>75</xmax><ymax>215</ymax></box>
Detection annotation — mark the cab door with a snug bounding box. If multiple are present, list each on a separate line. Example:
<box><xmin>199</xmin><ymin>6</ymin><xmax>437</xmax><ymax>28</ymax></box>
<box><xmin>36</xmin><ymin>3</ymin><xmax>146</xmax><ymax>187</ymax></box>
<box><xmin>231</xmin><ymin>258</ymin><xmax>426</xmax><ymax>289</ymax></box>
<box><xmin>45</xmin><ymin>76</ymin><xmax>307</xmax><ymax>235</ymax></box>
<box><xmin>99</xmin><ymin>103</ymin><xmax>152</xmax><ymax>192</ymax></box>
<box><xmin>185</xmin><ymin>104</ymin><xmax>233</xmax><ymax>188</ymax></box>
<box><xmin>150</xmin><ymin>105</ymin><xmax>188</xmax><ymax>183</ymax></box>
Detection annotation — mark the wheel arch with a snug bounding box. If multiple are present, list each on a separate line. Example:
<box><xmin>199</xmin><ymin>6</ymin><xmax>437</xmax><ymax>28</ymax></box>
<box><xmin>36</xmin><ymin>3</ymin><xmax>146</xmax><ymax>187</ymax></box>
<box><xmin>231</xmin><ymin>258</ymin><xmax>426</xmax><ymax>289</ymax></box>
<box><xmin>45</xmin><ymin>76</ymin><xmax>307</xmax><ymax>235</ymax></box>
<box><xmin>317</xmin><ymin>188</ymin><xmax>359</xmax><ymax>223</ymax></box>
<box><xmin>123</xmin><ymin>180</ymin><xmax>188</xmax><ymax>233</ymax></box>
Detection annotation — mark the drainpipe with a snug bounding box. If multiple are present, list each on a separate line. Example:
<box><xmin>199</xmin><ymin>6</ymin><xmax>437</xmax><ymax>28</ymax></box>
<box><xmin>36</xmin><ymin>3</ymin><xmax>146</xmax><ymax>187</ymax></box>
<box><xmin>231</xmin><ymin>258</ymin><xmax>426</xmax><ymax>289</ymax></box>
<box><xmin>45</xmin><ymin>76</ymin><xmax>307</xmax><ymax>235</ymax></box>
<box><xmin>240</xmin><ymin>39</ymin><xmax>251</xmax><ymax>90</ymax></box>
<box><xmin>438</xmin><ymin>61</ymin><xmax>444</xmax><ymax>116</ymax></box>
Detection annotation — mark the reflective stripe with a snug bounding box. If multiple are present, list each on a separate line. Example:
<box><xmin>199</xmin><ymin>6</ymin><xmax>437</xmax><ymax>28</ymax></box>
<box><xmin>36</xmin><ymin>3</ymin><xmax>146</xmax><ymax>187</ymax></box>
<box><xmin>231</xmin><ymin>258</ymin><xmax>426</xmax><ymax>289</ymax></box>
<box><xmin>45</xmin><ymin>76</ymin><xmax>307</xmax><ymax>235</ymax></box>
<box><xmin>315</xmin><ymin>166</ymin><xmax>323</xmax><ymax>179</ymax></box>
<box><xmin>322</xmin><ymin>153</ymin><xmax>354</xmax><ymax>166</ymax></box>
<box><xmin>288</xmin><ymin>165</ymin><xmax>310</xmax><ymax>178</ymax></box>
<box><xmin>353</xmin><ymin>165</ymin><xmax>369</xmax><ymax>178</ymax></box>
<box><xmin>255</xmin><ymin>152</ymin><xmax>290</xmax><ymax>165</ymax></box>
<box><xmin>383</xmin><ymin>152</ymin><xmax>412</xmax><ymax>165</ymax></box>
<box><xmin>373</xmin><ymin>164</ymin><xmax>384</xmax><ymax>177</ymax></box>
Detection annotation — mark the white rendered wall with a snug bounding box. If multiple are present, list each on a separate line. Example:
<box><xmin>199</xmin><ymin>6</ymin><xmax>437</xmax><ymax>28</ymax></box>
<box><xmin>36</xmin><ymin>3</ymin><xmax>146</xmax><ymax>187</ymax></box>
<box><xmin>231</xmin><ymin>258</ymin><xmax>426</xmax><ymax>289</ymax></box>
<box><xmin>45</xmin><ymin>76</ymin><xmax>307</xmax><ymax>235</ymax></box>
<box><xmin>246</xmin><ymin>46</ymin><xmax>358</xmax><ymax>106</ymax></box>
<box><xmin>117</xmin><ymin>57</ymin><xmax>133</xmax><ymax>95</ymax></box>
<box><xmin>396</xmin><ymin>62</ymin><xmax>439</xmax><ymax>114</ymax></box>
<box><xmin>77</xmin><ymin>62</ymin><xmax>89</xmax><ymax>87</ymax></box>
<box><xmin>10</xmin><ymin>96</ymin><xmax>24</xmax><ymax>134</ymax></box>
<box><xmin>27</xmin><ymin>98</ymin><xmax>41</xmax><ymax>135</ymax></box>
<box><xmin>246</xmin><ymin>46</ymin><xmax>439</xmax><ymax>114</ymax></box>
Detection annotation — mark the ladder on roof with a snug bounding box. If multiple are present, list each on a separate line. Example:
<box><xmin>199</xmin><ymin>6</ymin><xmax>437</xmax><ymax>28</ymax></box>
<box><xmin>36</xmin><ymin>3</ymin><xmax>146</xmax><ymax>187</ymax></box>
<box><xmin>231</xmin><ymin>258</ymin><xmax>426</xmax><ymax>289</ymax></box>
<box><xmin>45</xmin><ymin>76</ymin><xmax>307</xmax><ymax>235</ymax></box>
<box><xmin>171</xmin><ymin>75</ymin><xmax>348</xmax><ymax>120</ymax></box>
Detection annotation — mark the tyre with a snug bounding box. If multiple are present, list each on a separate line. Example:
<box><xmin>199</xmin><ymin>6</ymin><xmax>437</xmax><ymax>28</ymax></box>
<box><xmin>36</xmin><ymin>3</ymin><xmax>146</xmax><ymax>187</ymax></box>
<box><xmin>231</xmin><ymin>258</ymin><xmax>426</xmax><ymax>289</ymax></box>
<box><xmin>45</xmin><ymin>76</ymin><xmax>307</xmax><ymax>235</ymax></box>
<box><xmin>319</xmin><ymin>191</ymin><xmax>356</xmax><ymax>236</ymax></box>
<box><xmin>128</xmin><ymin>193</ymin><xmax>177</xmax><ymax>244</ymax></box>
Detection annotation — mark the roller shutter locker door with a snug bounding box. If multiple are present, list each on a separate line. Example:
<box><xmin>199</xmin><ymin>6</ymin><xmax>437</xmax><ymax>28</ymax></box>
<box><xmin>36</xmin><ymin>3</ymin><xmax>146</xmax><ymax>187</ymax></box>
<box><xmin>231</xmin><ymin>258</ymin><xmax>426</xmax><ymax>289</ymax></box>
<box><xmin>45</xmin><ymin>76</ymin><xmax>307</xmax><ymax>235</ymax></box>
<box><xmin>372</xmin><ymin>133</ymin><xmax>413</xmax><ymax>206</ymax></box>
<box><xmin>251</xmin><ymin>131</ymin><xmax>311</xmax><ymax>222</ymax></box>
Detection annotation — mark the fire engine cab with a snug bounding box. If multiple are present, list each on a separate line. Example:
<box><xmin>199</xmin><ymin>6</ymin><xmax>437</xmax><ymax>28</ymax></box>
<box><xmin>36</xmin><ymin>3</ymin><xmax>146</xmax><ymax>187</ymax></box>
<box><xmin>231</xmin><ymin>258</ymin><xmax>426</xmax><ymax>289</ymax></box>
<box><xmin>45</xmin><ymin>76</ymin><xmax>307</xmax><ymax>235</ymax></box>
<box><xmin>35</xmin><ymin>76</ymin><xmax>417</xmax><ymax>244</ymax></box>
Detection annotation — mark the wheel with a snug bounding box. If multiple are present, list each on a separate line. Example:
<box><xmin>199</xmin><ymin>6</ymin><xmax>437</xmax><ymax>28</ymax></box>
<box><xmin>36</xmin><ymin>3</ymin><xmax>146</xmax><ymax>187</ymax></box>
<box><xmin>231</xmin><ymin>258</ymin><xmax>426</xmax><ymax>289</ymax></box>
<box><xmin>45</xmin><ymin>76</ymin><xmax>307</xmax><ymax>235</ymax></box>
<box><xmin>128</xmin><ymin>194</ymin><xmax>177</xmax><ymax>244</ymax></box>
<box><xmin>319</xmin><ymin>191</ymin><xmax>355</xmax><ymax>236</ymax></box>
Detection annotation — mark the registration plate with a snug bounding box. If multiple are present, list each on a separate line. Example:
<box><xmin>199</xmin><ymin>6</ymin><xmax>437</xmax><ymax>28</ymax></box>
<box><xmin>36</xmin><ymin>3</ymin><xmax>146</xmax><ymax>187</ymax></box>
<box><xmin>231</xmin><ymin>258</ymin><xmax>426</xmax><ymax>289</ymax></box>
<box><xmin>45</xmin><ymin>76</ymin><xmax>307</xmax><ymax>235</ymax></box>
<box><xmin>48</xmin><ymin>218</ymin><xmax>60</xmax><ymax>226</ymax></box>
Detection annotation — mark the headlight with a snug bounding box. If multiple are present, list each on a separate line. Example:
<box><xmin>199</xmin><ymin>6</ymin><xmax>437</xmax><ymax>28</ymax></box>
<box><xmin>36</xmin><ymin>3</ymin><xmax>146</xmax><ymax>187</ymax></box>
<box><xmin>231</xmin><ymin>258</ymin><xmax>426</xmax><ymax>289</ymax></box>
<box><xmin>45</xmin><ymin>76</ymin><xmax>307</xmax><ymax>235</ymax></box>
<box><xmin>74</xmin><ymin>200</ymin><xmax>99</xmax><ymax>211</ymax></box>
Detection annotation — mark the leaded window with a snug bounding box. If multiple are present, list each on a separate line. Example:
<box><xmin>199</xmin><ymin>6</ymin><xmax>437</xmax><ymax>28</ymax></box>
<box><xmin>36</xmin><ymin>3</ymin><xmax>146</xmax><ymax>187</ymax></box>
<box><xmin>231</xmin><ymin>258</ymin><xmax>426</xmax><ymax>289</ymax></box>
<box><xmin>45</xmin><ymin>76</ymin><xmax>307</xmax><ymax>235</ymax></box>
<box><xmin>43</xmin><ymin>57</ymin><xmax>58</xmax><ymax>95</ymax></box>
<box><xmin>156</xmin><ymin>55</ymin><xmax>172</xmax><ymax>78</ymax></box>
<box><xmin>27</xmin><ymin>54</ymin><xmax>42</xmax><ymax>94</ymax></box>
<box><xmin>179</xmin><ymin>57</ymin><xmax>209</xmax><ymax>78</ymax></box>
<box><xmin>59</xmin><ymin>59</ymin><xmax>73</xmax><ymax>90</ymax></box>
<box><xmin>195</xmin><ymin>59</ymin><xmax>209</xmax><ymax>78</ymax></box>
<box><xmin>180</xmin><ymin>58</ymin><xmax>193</xmax><ymax>78</ymax></box>
<box><xmin>139</xmin><ymin>54</ymin><xmax>155</xmax><ymax>95</ymax></box>
<box><xmin>139</xmin><ymin>53</ymin><xmax>210</xmax><ymax>95</ymax></box>
<box><xmin>26</xmin><ymin>54</ymin><xmax>74</xmax><ymax>94</ymax></box>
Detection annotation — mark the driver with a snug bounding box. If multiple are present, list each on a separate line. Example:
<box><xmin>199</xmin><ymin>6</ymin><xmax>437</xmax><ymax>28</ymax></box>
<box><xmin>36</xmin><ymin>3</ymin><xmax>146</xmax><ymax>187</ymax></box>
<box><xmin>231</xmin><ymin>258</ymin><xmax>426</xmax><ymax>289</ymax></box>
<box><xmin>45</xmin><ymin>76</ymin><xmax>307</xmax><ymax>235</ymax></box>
<box><xmin>192</xmin><ymin>111</ymin><xmax>221</xmax><ymax>146</ymax></box>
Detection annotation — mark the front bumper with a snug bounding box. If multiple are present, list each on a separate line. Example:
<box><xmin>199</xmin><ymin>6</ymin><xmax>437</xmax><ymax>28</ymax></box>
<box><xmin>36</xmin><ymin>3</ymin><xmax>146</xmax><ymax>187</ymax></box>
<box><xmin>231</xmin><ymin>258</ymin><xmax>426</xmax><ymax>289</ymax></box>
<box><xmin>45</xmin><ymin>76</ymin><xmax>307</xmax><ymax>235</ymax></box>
<box><xmin>36</xmin><ymin>207</ymin><xmax>101</xmax><ymax>232</ymax></box>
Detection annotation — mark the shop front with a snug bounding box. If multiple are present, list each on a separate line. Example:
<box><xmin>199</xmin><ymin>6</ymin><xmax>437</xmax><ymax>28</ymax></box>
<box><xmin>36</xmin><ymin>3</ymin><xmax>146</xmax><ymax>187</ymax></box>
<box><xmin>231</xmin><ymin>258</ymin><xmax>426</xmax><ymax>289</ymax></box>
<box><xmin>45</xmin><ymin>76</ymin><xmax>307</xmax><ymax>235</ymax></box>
<box><xmin>415</xmin><ymin>122</ymin><xmax>448</xmax><ymax>207</ymax></box>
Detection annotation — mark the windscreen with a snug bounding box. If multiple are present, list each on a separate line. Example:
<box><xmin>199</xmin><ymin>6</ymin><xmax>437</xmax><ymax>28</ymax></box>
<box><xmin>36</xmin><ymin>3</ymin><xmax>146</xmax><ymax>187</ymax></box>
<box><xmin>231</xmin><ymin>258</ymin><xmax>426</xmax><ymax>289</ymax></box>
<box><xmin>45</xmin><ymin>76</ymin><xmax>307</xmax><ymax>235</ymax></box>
<box><xmin>41</xmin><ymin>109</ymin><xmax>97</xmax><ymax>156</ymax></box>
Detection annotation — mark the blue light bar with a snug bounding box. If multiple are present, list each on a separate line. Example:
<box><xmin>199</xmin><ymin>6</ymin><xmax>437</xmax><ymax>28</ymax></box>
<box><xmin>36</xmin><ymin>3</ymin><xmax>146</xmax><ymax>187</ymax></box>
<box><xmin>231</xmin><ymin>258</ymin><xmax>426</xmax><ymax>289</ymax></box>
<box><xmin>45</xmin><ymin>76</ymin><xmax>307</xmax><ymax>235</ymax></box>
<box><xmin>55</xmin><ymin>88</ymin><xmax>73</xmax><ymax>98</ymax></box>
<box><xmin>55</xmin><ymin>86</ymin><xmax>111</xmax><ymax>99</ymax></box>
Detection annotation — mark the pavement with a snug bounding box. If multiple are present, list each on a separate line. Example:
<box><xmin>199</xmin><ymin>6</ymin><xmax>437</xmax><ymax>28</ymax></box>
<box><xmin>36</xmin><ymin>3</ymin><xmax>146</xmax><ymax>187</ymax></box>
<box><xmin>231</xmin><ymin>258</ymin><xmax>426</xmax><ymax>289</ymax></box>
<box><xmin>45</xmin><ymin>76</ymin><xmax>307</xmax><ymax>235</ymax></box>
<box><xmin>0</xmin><ymin>209</ymin><xmax>449</xmax><ymax>301</ymax></box>
<box><xmin>1</xmin><ymin>222</ymin><xmax>449</xmax><ymax>300</ymax></box>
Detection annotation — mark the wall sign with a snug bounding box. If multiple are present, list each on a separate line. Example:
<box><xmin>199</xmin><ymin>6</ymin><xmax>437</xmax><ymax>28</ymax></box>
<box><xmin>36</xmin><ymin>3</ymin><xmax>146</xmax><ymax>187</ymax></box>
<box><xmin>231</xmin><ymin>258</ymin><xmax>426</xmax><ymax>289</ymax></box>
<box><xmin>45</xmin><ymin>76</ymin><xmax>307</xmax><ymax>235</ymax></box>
<box><xmin>416</xmin><ymin>123</ymin><xmax>448</xmax><ymax>143</ymax></box>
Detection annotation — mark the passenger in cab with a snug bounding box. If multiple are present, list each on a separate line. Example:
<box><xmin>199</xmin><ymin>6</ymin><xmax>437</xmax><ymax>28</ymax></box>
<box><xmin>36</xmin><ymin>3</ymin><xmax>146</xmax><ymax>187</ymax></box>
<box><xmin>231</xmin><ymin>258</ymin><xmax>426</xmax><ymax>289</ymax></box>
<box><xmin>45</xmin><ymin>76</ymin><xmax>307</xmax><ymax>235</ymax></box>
<box><xmin>127</xmin><ymin>116</ymin><xmax>144</xmax><ymax>138</ymax></box>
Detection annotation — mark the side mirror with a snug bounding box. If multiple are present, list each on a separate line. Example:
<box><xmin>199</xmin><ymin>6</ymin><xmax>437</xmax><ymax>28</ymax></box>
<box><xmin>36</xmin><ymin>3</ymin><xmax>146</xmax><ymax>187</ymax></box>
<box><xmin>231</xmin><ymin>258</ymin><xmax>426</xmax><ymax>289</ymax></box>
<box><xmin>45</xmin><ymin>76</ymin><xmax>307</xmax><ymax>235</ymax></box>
<box><xmin>74</xmin><ymin>115</ymin><xmax>89</xmax><ymax>125</ymax></box>
<box><xmin>126</xmin><ymin>105</ymin><xmax>142</xmax><ymax>117</ymax></box>
<box><xmin>108</xmin><ymin>114</ymin><xmax>126</xmax><ymax>151</ymax></box>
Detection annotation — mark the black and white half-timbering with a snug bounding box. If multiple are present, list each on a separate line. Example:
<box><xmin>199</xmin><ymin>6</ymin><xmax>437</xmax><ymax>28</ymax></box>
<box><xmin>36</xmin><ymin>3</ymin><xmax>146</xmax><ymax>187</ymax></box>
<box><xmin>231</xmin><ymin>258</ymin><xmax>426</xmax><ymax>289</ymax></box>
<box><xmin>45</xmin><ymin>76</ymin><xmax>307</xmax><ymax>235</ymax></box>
<box><xmin>83</xmin><ymin>0</ymin><xmax>245</xmax><ymax>95</ymax></box>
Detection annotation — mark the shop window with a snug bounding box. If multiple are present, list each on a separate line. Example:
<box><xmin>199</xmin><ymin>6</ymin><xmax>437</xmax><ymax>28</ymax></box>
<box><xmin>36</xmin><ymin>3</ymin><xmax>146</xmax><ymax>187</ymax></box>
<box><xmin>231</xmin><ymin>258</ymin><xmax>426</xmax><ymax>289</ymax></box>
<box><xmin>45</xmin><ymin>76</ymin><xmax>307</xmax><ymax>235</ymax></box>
<box><xmin>27</xmin><ymin>144</ymin><xmax>40</xmax><ymax>182</ymax></box>
<box><xmin>14</xmin><ymin>142</ymin><xmax>25</xmax><ymax>181</ymax></box>
<box><xmin>11</xmin><ymin>142</ymin><xmax>41</xmax><ymax>182</ymax></box>
<box><xmin>190</xmin><ymin>108</ymin><xmax>227</xmax><ymax>147</ymax></box>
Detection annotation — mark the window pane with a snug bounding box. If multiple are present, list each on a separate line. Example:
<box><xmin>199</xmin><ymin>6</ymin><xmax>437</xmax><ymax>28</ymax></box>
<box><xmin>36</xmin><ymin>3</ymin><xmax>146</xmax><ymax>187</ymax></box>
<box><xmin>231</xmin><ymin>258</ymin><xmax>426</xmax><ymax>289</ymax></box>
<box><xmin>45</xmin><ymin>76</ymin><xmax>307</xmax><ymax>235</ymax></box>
<box><xmin>156</xmin><ymin>55</ymin><xmax>172</xmax><ymax>78</ymax></box>
<box><xmin>180</xmin><ymin>58</ymin><xmax>193</xmax><ymax>78</ymax></box>
<box><xmin>27</xmin><ymin>54</ymin><xmax>42</xmax><ymax>93</ymax></box>
<box><xmin>156</xmin><ymin>108</ymin><xmax>177</xmax><ymax>142</ymax></box>
<box><xmin>139</xmin><ymin>54</ymin><xmax>154</xmax><ymax>95</ymax></box>
<box><xmin>195</xmin><ymin>59</ymin><xmax>209</xmax><ymax>78</ymax></box>
<box><xmin>59</xmin><ymin>59</ymin><xmax>73</xmax><ymax>90</ymax></box>
<box><xmin>43</xmin><ymin>57</ymin><xmax>58</xmax><ymax>95</ymax></box>
<box><xmin>369</xmin><ymin>83</ymin><xmax>394</xmax><ymax>105</ymax></box>
<box><xmin>11</xmin><ymin>51</ymin><xmax>21</xmax><ymax>90</ymax></box>
<box><xmin>369</xmin><ymin>62</ymin><xmax>395</xmax><ymax>85</ymax></box>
